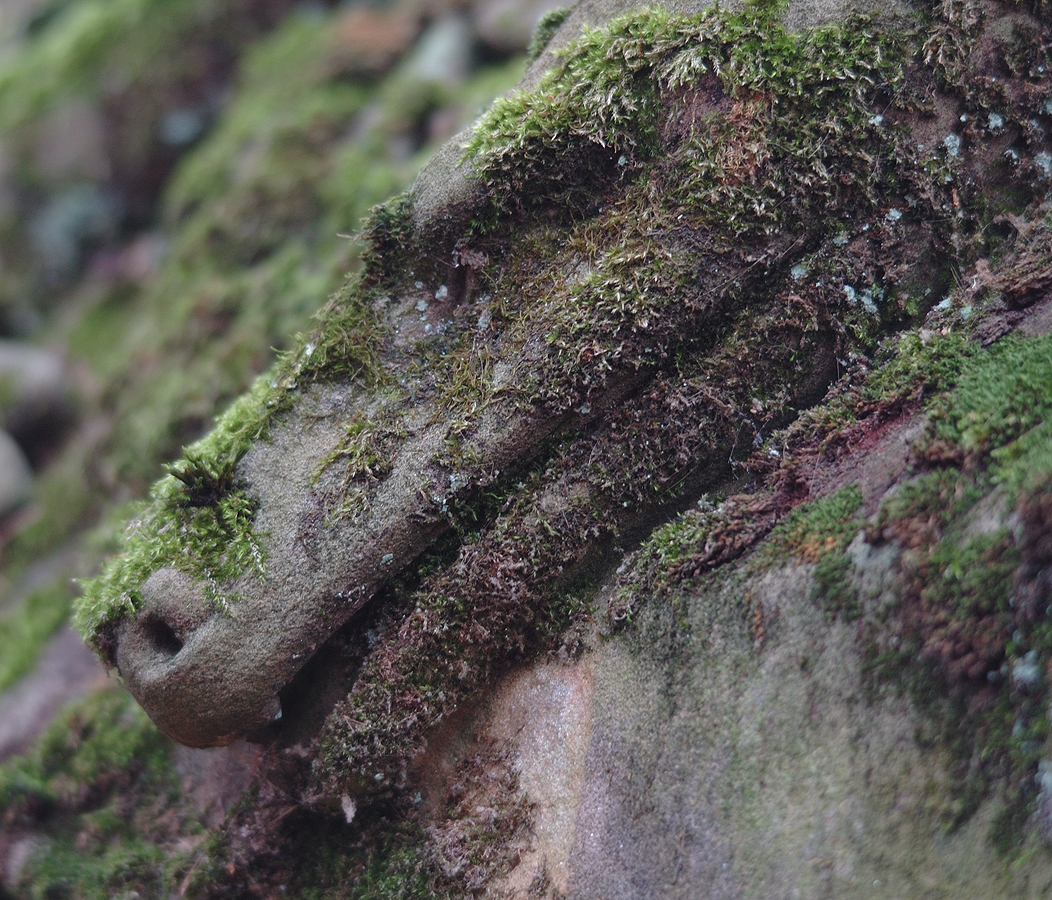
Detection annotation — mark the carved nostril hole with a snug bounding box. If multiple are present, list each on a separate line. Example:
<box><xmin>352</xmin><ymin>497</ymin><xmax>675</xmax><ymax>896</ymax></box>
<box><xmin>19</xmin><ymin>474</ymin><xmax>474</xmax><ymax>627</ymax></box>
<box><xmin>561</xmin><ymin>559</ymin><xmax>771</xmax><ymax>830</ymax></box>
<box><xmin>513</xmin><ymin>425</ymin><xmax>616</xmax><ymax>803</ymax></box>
<box><xmin>141</xmin><ymin>614</ymin><xmax>184</xmax><ymax>657</ymax></box>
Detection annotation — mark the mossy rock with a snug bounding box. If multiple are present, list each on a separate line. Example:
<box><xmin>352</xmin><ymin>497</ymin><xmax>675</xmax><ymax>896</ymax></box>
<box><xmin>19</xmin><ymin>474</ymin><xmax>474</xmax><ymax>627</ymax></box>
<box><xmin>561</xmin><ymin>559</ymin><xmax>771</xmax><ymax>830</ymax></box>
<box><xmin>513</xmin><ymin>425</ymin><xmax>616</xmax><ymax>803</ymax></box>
<box><xmin>63</xmin><ymin>3</ymin><xmax>1052</xmax><ymax>889</ymax></box>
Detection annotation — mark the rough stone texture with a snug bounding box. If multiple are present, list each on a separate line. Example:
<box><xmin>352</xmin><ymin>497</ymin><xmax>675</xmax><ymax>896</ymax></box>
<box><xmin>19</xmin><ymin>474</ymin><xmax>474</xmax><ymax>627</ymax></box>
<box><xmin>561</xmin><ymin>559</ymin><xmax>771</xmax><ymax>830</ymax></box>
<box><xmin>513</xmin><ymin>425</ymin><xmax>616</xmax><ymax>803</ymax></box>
<box><xmin>435</xmin><ymin>561</ymin><xmax>1052</xmax><ymax>898</ymax></box>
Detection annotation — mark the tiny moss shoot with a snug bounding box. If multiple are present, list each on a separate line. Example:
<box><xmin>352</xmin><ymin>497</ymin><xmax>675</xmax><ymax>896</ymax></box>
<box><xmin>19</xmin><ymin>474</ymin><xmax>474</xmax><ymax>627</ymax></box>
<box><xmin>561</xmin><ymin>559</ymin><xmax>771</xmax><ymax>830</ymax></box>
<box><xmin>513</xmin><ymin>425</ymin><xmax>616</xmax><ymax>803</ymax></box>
<box><xmin>525</xmin><ymin>6</ymin><xmax>572</xmax><ymax>64</ymax></box>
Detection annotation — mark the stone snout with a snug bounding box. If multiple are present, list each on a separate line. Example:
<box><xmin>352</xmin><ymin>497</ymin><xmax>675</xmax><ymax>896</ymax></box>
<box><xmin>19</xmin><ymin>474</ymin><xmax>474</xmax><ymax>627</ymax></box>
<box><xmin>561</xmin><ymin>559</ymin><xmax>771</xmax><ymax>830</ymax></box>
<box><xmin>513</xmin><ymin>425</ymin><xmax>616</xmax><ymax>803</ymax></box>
<box><xmin>115</xmin><ymin>567</ymin><xmax>285</xmax><ymax>748</ymax></box>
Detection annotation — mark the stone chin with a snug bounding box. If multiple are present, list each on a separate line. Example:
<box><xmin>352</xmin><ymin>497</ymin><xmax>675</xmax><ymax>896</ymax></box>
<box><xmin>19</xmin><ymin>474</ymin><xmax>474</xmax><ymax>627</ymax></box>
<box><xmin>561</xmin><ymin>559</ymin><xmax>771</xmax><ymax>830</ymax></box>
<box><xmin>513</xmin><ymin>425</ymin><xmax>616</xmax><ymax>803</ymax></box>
<box><xmin>114</xmin><ymin>567</ymin><xmax>285</xmax><ymax>748</ymax></box>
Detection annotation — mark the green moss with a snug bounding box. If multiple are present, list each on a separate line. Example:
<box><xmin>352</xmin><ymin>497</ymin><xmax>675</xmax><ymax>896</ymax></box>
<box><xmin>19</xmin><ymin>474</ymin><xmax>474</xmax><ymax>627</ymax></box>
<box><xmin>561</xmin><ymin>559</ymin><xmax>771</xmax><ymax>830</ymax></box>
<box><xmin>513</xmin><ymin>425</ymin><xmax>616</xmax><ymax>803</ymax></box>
<box><xmin>922</xmin><ymin>333</ymin><xmax>1052</xmax><ymax>489</ymax></box>
<box><xmin>432</xmin><ymin>336</ymin><xmax>502</xmax><ymax>421</ymax></box>
<box><xmin>0</xmin><ymin>687</ymin><xmax>197</xmax><ymax>899</ymax></box>
<box><xmin>865</xmin><ymin>329</ymin><xmax>980</xmax><ymax>405</ymax></box>
<box><xmin>354</xmin><ymin>192</ymin><xmax>416</xmax><ymax>289</ymax></box>
<box><xmin>854</xmin><ymin>331</ymin><xmax>1052</xmax><ymax>849</ymax></box>
<box><xmin>874</xmin><ymin>468</ymin><xmax>981</xmax><ymax>536</ymax></box>
<box><xmin>292</xmin><ymin>273</ymin><xmax>389</xmax><ymax>387</ymax></box>
<box><xmin>313</xmin><ymin>409</ymin><xmax>409</xmax><ymax>522</ymax></box>
<box><xmin>465</xmin><ymin>5</ymin><xmax>912</xmax><ymax>233</ymax></box>
<box><xmin>768</xmin><ymin>485</ymin><xmax>865</xmax><ymax>615</ymax></box>
<box><xmin>776</xmin><ymin>312</ymin><xmax>979</xmax><ymax>451</ymax></box>
<box><xmin>315</xmin><ymin>412</ymin><xmax>404</xmax><ymax>487</ymax></box>
<box><xmin>645</xmin><ymin>502</ymin><xmax>729</xmax><ymax>572</ymax></box>
<box><xmin>607</xmin><ymin>498</ymin><xmax>735</xmax><ymax>627</ymax></box>
<box><xmin>927</xmin><ymin>528</ymin><xmax>1020</xmax><ymax>618</ymax></box>
<box><xmin>525</xmin><ymin>6</ymin><xmax>573</xmax><ymax>64</ymax></box>
<box><xmin>464</xmin><ymin>11</ymin><xmax>667</xmax><ymax>204</ymax></box>
<box><xmin>0</xmin><ymin>0</ymin><xmax>324</xmax><ymax>328</ymax></box>
<box><xmin>0</xmin><ymin>577</ymin><xmax>75</xmax><ymax>692</ymax></box>
<box><xmin>75</xmin><ymin>481</ymin><xmax>264</xmax><ymax>637</ymax></box>
<box><xmin>768</xmin><ymin>485</ymin><xmax>863</xmax><ymax>560</ymax></box>
<box><xmin>540</xmin><ymin>216</ymin><xmax>687</xmax><ymax>383</ymax></box>
<box><xmin>617</xmin><ymin>487</ymin><xmax>865</xmax><ymax>641</ymax></box>
<box><xmin>309</xmin><ymin>4</ymin><xmax>1004</xmax><ymax>806</ymax></box>
<box><xmin>73</xmin><ymin>374</ymin><xmax>279</xmax><ymax>644</ymax></box>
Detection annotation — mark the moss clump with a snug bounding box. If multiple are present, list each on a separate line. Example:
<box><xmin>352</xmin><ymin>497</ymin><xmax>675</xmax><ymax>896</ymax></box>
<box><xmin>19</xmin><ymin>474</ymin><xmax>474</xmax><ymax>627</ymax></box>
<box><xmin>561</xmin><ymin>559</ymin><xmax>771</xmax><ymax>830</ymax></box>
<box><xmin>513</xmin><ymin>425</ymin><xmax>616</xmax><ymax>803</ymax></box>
<box><xmin>74</xmin><ymin>375</ymin><xmax>279</xmax><ymax>646</ymax></box>
<box><xmin>767</xmin><ymin>484</ymin><xmax>863</xmax><ymax>563</ymax></box>
<box><xmin>290</xmin><ymin>271</ymin><xmax>389</xmax><ymax>387</ymax></box>
<box><xmin>465</xmin><ymin>5</ymin><xmax>910</xmax><ymax>232</ymax></box>
<box><xmin>919</xmin><ymin>333</ymin><xmax>1052</xmax><ymax>490</ymax></box>
<box><xmin>315</xmin><ymin>412</ymin><xmax>406</xmax><ymax>488</ymax></box>
<box><xmin>765</xmin><ymin>485</ymin><xmax>865</xmax><ymax>615</ymax></box>
<box><xmin>873</xmin><ymin>467</ymin><xmax>981</xmax><ymax>534</ymax></box>
<box><xmin>75</xmin><ymin>481</ymin><xmax>263</xmax><ymax>640</ymax></box>
<box><xmin>858</xmin><ymin>332</ymin><xmax>1052</xmax><ymax>848</ymax></box>
<box><xmin>864</xmin><ymin>329</ymin><xmax>980</xmax><ymax>406</ymax></box>
<box><xmin>608</xmin><ymin>491</ymin><xmax>788</xmax><ymax>627</ymax></box>
<box><xmin>74</xmin><ymin>263</ymin><xmax>396</xmax><ymax>647</ymax></box>
<box><xmin>312</xmin><ymin>409</ymin><xmax>410</xmax><ymax>523</ymax></box>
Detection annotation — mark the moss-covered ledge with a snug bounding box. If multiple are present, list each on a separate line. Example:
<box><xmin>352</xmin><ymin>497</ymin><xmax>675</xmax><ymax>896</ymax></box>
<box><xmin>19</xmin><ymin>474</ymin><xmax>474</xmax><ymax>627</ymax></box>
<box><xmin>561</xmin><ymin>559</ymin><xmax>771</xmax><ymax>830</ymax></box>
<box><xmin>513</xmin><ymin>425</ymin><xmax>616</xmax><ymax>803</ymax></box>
<box><xmin>73</xmin><ymin>0</ymin><xmax>1052</xmax><ymax>838</ymax></box>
